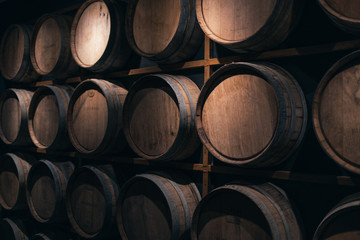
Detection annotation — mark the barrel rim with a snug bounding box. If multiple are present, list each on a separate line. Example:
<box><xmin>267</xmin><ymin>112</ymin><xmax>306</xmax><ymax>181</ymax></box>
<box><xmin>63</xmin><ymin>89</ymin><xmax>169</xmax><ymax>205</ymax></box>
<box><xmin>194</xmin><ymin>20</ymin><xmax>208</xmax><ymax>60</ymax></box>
<box><xmin>195</xmin><ymin>62</ymin><xmax>287</xmax><ymax>165</ymax></box>
<box><xmin>26</xmin><ymin>159</ymin><xmax>63</xmax><ymax>223</ymax></box>
<box><xmin>116</xmin><ymin>173</ymin><xmax>182</xmax><ymax>240</ymax></box>
<box><xmin>28</xmin><ymin>85</ymin><xmax>71</xmax><ymax>149</ymax></box>
<box><xmin>70</xmin><ymin>0</ymin><xmax>125</xmax><ymax>71</ymax></box>
<box><xmin>123</xmin><ymin>74</ymin><xmax>193</xmax><ymax>160</ymax></box>
<box><xmin>313</xmin><ymin>196</ymin><xmax>360</xmax><ymax>239</ymax></box>
<box><xmin>0</xmin><ymin>89</ymin><xmax>30</xmax><ymax>145</ymax></box>
<box><xmin>125</xmin><ymin>0</ymin><xmax>188</xmax><ymax>60</ymax></box>
<box><xmin>30</xmin><ymin>14</ymin><xmax>70</xmax><ymax>76</ymax></box>
<box><xmin>66</xmin><ymin>165</ymin><xmax>117</xmax><ymax>239</ymax></box>
<box><xmin>0</xmin><ymin>153</ymin><xmax>25</xmax><ymax>210</ymax></box>
<box><xmin>317</xmin><ymin>0</ymin><xmax>360</xmax><ymax>24</ymax></box>
<box><xmin>195</xmin><ymin>0</ymin><xmax>287</xmax><ymax>45</ymax></box>
<box><xmin>313</xmin><ymin>50</ymin><xmax>360</xmax><ymax>175</ymax></box>
<box><xmin>190</xmin><ymin>184</ymin><xmax>281</xmax><ymax>240</ymax></box>
<box><xmin>0</xmin><ymin>218</ymin><xmax>25</xmax><ymax>240</ymax></box>
<box><xmin>0</xmin><ymin>24</ymin><xmax>28</xmax><ymax>80</ymax></box>
<box><xmin>67</xmin><ymin>79</ymin><xmax>122</xmax><ymax>154</ymax></box>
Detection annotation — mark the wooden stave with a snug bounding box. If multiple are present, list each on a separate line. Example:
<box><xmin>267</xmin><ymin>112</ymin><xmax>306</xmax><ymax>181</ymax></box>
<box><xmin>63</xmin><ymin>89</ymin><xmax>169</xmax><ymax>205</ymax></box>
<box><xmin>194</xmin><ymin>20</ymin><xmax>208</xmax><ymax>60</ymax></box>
<box><xmin>70</xmin><ymin>0</ymin><xmax>132</xmax><ymax>73</ymax></box>
<box><xmin>123</xmin><ymin>74</ymin><xmax>200</xmax><ymax>161</ymax></box>
<box><xmin>26</xmin><ymin>160</ymin><xmax>75</xmax><ymax>223</ymax></box>
<box><xmin>313</xmin><ymin>192</ymin><xmax>360</xmax><ymax>240</ymax></box>
<box><xmin>0</xmin><ymin>218</ymin><xmax>29</xmax><ymax>240</ymax></box>
<box><xmin>195</xmin><ymin>62</ymin><xmax>307</xmax><ymax>167</ymax></box>
<box><xmin>67</xmin><ymin>79</ymin><xmax>127</xmax><ymax>154</ymax></box>
<box><xmin>0</xmin><ymin>89</ymin><xmax>34</xmax><ymax>146</ymax></box>
<box><xmin>317</xmin><ymin>0</ymin><xmax>360</xmax><ymax>35</ymax></box>
<box><xmin>65</xmin><ymin>165</ymin><xmax>119</xmax><ymax>239</ymax></box>
<box><xmin>116</xmin><ymin>172</ymin><xmax>201</xmax><ymax>240</ymax></box>
<box><xmin>191</xmin><ymin>182</ymin><xmax>302</xmax><ymax>240</ymax></box>
<box><xmin>30</xmin><ymin>14</ymin><xmax>79</xmax><ymax>78</ymax></box>
<box><xmin>195</xmin><ymin>0</ymin><xmax>301</xmax><ymax>53</ymax></box>
<box><xmin>0</xmin><ymin>153</ymin><xmax>34</xmax><ymax>210</ymax></box>
<box><xmin>28</xmin><ymin>85</ymin><xmax>74</xmax><ymax>150</ymax></box>
<box><xmin>312</xmin><ymin>50</ymin><xmax>360</xmax><ymax>175</ymax></box>
<box><xmin>0</xmin><ymin>24</ymin><xmax>39</xmax><ymax>82</ymax></box>
<box><xmin>125</xmin><ymin>0</ymin><xmax>203</xmax><ymax>64</ymax></box>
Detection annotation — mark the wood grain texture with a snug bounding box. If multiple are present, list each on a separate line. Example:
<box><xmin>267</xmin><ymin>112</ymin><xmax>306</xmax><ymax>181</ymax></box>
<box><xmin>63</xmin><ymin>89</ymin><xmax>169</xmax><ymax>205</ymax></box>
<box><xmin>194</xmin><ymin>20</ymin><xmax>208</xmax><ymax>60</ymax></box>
<box><xmin>28</xmin><ymin>85</ymin><xmax>73</xmax><ymax>150</ymax></box>
<box><xmin>117</xmin><ymin>172</ymin><xmax>201</xmax><ymax>240</ymax></box>
<box><xmin>66</xmin><ymin>165</ymin><xmax>119</xmax><ymax>239</ymax></box>
<box><xmin>132</xmin><ymin>0</ymin><xmax>181</xmax><ymax>54</ymax></box>
<box><xmin>196</xmin><ymin>62</ymin><xmax>307</xmax><ymax>167</ymax></box>
<box><xmin>313</xmin><ymin>50</ymin><xmax>360</xmax><ymax>174</ymax></box>
<box><xmin>196</xmin><ymin>0</ymin><xmax>302</xmax><ymax>52</ymax></box>
<box><xmin>123</xmin><ymin>74</ymin><xmax>200</xmax><ymax>160</ymax></box>
<box><xmin>0</xmin><ymin>24</ymin><xmax>38</xmax><ymax>82</ymax></box>
<box><xmin>191</xmin><ymin>182</ymin><xmax>303</xmax><ymax>240</ymax></box>
<box><xmin>0</xmin><ymin>153</ymin><xmax>34</xmax><ymax>210</ymax></box>
<box><xmin>67</xmin><ymin>79</ymin><xmax>128</xmax><ymax>154</ymax></box>
<box><xmin>202</xmin><ymin>74</ymin><xmax>278</xmax><ymax>159</ymax></box>
<box><xmin>26</xmin><ymin>160</ymin><xmax>74</xmax><ymax>223</ymax></box>
<box><xmin>31</xmin><ymin>14</ymin><xmax>79</xmax><ymax>78</ymax></box>
<box><xmin>126</xmin><ymin>0</ymin><xmax>203</xmax><ymax>64</ymax></box>
<box><xmin>313</xmin><ymin>193</ymin><xmax>360</xmax><ymax>240</ymax></box>
<box><xmin>0</xmin><ymin>89</ymin><xmax>34</xmax><ymax>146</ymax></box>
<box><xmin>318</xmin><ymin>0</ymin><xmax>360</xmax><ymax>34</ymax></box>
<box><xmin>71</xmin><ymin>0</ymin><xmax>132</xmax><ymax>72</ymax></box>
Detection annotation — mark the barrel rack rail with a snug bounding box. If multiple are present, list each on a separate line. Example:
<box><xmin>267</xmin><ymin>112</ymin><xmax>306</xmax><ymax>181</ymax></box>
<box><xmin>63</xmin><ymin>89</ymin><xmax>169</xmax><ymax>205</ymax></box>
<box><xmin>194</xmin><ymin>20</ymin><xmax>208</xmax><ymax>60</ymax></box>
<box><xmin>3</xmin><ymin>3</ymin><xmax>360</xmax><ymax>197</ymax></box>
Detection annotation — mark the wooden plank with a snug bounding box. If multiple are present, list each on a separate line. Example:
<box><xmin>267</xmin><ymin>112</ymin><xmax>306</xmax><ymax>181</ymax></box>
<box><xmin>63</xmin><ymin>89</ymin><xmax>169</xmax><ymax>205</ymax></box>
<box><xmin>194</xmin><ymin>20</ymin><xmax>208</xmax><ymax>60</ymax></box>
<box><xmin>210</xmin><ymin>165</ymin><xmax>359</xmax><ymax>186</ymax></box>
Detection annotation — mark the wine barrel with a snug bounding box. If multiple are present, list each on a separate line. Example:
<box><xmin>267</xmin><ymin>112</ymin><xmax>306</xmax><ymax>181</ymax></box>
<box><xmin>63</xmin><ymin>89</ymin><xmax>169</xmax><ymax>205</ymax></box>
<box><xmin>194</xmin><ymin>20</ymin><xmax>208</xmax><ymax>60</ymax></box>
<box><xmin>71</xmin><ymin>0</ymin><xmax>132</xmax><ymax>72</ymax></box>
<box><xmin>313</xmin><ymin>50</ymin><xmax>360</xmax><ymax>174</ymax></box>
<box><xmin>196</xmin><ymin>62</ymin><xmax>307</xmax><ymax>167</ymax></box>
<box><xmin>0</xmin><ymin>24</ymin><xmax>38</xmax><ymax>82</ymax></box>
<box><xmin>0</xmin><ymin>153</ymin><xmax>35</xmax><ymax>210</ymax></box>
<box><xmin>117</xmin><ymin>172</ymin><xmax>201</xmax><ymax>240</ymax></box>
<box><xmin>0</xmin><ymin>89</ymin><xmax>34</xmax><ymax>146</ymax></box>
<box><xmin>31</xmin><ymin>231</ymin><xmax>75</xmax><ymax>240</ymax></box>
<box><xmin>66</xmin><ymin>165</ymin><xmax>120</xmax><ymax>239</ymax></box>
<box><xmin>67</xmin><ymin>79</ymin><xmax>127</xmax><ymax>154</ymax></box>
<box><xmin>318</xmin><ymin>0</ymin><xmax>360</xmax><ymax>35</ymax></box>
<box><xmin>28</xmin><ymin>85</ymin><xmax>74</xmax><ymax>150</ymax></box>
<box><xmin>125</xmin><ymin>0</ymin><xmax>203</xmax><ymax>64</ymax></box>
<box><xmin>26</xmin><ymin>160</ymin><xmax>75</xmax><ymax>223</ymax></box>
<box><xmin>123</xmin><ymin>74</ymin><xmax>200</xmax><ymax>160</ymax></box>
<box><xmin>313</xmin><ymin>193</ymin><xmax>360</xmax><ymax>240</ymax></box>
<box><xmin>191</xmin><ymin>182</ymin><xmax>303</xmax><ymax>240</ymax></box>
<box><xmin>196</xmin><ymin>0</ymin><xmax>302</xmax><ymax>52</ymax></box>
<box><xmin>30</xmin><ymin>14</ymin><xmax>79</xmax><ymax>78</ymax></box>
<box><xmin>0</xmin><ymin>218</ymin><xmax>29</xmax><ymax>240</ymax></box>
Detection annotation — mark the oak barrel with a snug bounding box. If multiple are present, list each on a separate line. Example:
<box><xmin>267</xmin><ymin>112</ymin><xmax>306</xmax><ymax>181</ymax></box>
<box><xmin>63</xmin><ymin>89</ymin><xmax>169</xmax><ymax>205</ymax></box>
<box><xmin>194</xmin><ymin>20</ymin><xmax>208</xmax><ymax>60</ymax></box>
<box><xmin>196</xmin><ymin>62</ymin><xmax>307</xmax><ymax>167</ymax></box>
<box><xmin>125</xmin><ymin>0</ymin><xmax>203</xmax><ymax>64</ymax></box>
<box><xmin>0</xmin><ymin>24</ymin><xmax>38</xmax><ymax>82</ymax></box>
<box><xmin>313</xmin><ymin>193</ymin><xmax>360</xmax><ymax>240</ymax></box>
<box><xmin>0</xmin><ymin>153</ymin><xmax>35</xmax><ymax>210</ymax></box>
<box><xmin>123</xmin><ymin>74</ymin><xmax>200</xmax><ymax>160</ymax></box>
<box><xmin>196</xmin><ymin>0</ymin><xmax>302</xmax><ymax>52</ymax></box>
<box><xmin>191</xmin><ymin>182</ymin><xmax>303</xmax><ymax>240</ymax></box>
<box><xmin>71</xmin><ymin>0</ymin><xmax>132</xmax><ymax>72</ymax></box>
<box><xmin>67</xmin><ymin>79</ymin><xmax>127</xmax><ymax>154</ymax></box>
<box><xmin>318</xmin><ymin>0</ymin><xmax>360</xmax><ymax>35</ymax></box>
<box><xmin>30</xmin><ymin>14</ymin><xmax>79</xmax><ymax>78</ymax></box>
<box><xmin>313</xmin><ymin>50</ymin><xmax>360</xmax><ymax>174</ymax></box>
<box><xmin>26</xmin><ymin>160</ymin><xmax>75</xmax><ymax>223</ymax></box>
<box><xmin>30</xmin><ymin>231</ymin><xmax>74</xmax><ymax>240</ymax></box>
<box><xmin>0</xmin><ymin>89</ymin><xmax>34</xmax><ymax>146</ymax></box>
<box><xmin>66</xmin><ymin>165</ymin><xmax>120</xmax><ymax>239</ymax></box>
<box><xmin>0</xmin><ymin>218</ymin><xmax>29</xmax><ymax>240</ymax></box>
<box><xmin>28</xmin><ymin>85</ymin><xmax>74</xmax><ymax>150</ymax></box>
<box><xmin>117</xmin><ymin>172</ymin><xmax>201</xmax><ymax>240</ymax></box>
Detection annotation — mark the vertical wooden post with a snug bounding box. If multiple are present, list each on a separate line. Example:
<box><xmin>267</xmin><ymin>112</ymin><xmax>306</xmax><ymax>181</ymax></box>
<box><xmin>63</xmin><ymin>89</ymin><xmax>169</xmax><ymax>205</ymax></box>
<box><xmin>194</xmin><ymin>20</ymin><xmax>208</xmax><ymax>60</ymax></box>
<box><xmin>202</xmin><ymin>36</ymin><xmax>213</xmax><ymax>197</ymax></box>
